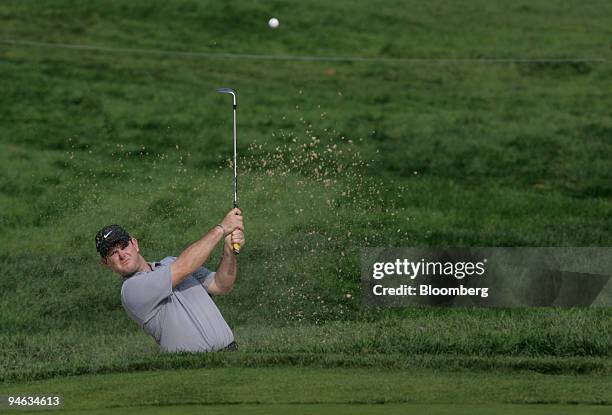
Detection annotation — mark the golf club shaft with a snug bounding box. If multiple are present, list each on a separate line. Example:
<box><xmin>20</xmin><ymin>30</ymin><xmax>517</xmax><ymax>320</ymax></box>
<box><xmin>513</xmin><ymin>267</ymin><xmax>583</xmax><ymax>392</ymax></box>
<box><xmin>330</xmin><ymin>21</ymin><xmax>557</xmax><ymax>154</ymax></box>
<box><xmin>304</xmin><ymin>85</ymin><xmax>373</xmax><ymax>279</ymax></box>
<box><xmin>217</xmin><ymin>87</ymin><xmax>241</xmax><ymax>255</ymax></box>
<box><xmin>233</xmin><ymin>102</ymin><xmax>238</xmax><ymax>209</ymax></box>
<box><xmin>232</xmin><ymin>101</ymin><xmax>240</xmax><ymax>255</ymax></box>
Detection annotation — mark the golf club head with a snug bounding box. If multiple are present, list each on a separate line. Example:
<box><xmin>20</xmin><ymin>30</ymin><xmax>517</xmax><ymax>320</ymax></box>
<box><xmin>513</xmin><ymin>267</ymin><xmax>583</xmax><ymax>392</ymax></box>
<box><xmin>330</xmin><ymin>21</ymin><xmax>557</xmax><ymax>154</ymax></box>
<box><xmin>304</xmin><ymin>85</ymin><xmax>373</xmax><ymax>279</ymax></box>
<box><xmin>216</xmin><ymin>87</ymin><xmax>236</xmax><ymax>105</ymax></box>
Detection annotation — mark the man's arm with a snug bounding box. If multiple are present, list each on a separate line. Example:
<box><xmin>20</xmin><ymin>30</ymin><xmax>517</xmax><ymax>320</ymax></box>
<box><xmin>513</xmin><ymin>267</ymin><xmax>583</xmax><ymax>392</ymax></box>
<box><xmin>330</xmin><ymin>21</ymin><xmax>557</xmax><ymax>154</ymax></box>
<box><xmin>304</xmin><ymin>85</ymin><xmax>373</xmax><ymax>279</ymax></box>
<box><xmin>170</xmin><ymin>209</ymin><xmax>243</xmax><ymax>287</ymax></box>
<box><xmin>207</xmin><ymin>229</ymin><xmax>245</xmax><ymax>294</ymax></box>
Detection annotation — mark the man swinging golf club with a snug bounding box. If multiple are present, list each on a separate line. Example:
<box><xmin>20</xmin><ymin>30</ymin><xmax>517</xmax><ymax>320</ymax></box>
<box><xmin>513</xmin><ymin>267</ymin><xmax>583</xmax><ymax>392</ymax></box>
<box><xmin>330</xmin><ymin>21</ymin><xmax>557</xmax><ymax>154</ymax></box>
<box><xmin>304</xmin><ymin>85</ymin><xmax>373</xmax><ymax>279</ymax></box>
<box><xmin>96</xmin><ymin>210</ymin><xmax>244</xmax><ymax>353</ymax></box>
<box><xmin>96</xmin><ymin>87</ymin><xmax>244</xmax><ymax>353</ymax></box>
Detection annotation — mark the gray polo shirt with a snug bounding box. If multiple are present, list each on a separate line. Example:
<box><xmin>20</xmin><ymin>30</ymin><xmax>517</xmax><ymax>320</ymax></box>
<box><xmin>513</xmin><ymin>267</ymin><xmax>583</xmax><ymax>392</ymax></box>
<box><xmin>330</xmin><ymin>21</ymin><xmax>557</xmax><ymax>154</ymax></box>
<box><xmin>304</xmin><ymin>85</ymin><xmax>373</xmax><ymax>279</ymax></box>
<box><xmin>121</xmin><ymin>256</ymin><xmax>234</xmax><ymax>353</ymax></box>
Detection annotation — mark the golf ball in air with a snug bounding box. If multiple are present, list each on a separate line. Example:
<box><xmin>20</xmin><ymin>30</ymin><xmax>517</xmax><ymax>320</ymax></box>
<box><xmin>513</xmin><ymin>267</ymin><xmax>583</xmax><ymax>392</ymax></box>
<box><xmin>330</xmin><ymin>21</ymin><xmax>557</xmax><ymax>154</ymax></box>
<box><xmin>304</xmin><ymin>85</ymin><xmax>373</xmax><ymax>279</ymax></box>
<box><xmin>268</xmin><ymin>17</ymin><xmax>279</xmax><ymax>29</ymax></box>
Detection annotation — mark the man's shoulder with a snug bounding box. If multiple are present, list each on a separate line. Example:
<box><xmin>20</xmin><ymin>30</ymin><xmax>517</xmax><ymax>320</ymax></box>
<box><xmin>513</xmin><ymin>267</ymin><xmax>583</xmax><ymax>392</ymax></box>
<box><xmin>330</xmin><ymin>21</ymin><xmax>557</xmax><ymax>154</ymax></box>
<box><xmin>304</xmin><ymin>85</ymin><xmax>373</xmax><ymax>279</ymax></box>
<box><xmin>121</xmin><ymin>258</ymin><xmax>175</xmax><ymax>291</ymax></box>
<box><xmin>120</xmin><ymin>261</ymin><xmax>173</xmax><ymax>306</ymax></box>
<box><xmin>121</xmin><ymin>272</ymin><xmax>147</xmax><ymax>298</ymax></box>
<box><xmin>158</xmin><ymin>256</ymin><xmax>177</xmax><ymax>266</ymax></box>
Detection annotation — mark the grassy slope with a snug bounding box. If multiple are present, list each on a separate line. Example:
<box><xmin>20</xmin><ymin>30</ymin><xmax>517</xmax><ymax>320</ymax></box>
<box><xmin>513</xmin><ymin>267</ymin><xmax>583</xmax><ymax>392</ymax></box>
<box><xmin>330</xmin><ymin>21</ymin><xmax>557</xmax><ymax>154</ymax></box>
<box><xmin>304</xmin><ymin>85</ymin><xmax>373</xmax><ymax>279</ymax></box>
<box><xmin>0</xmin><ymin>0</ymin><xmax>611</xmax><ymax>387</ymax></box>
<box><xmin>3</xmin><ymin>311</ymin><xmax>611</xmax><ymax>383</ymax></box>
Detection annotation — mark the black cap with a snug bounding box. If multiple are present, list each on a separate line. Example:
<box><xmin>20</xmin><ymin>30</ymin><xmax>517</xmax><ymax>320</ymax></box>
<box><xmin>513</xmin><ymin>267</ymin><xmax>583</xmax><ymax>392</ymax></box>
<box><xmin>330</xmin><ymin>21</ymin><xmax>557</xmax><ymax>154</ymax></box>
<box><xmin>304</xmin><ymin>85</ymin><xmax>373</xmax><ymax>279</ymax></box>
<box><xmin>95</xmin><ymin>224</ymin><xmax>131</xmax><ymax>257</ymax></box>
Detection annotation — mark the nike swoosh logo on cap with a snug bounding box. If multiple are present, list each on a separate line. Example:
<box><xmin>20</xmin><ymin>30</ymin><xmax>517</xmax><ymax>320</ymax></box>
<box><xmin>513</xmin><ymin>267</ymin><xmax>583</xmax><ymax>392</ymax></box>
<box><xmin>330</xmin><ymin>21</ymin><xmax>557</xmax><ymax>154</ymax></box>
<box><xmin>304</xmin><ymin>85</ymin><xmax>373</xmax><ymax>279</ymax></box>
<box><xmin>104</xmin><ymin>231</ymin><xmax>113</xmax><ymax>238</ymax></box>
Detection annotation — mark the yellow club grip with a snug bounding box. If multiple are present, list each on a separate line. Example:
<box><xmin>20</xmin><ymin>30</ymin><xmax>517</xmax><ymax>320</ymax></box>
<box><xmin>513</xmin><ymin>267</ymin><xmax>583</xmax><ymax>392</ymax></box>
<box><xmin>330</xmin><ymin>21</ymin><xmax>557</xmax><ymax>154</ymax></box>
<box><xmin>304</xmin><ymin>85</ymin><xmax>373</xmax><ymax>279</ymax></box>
<box><xmin>231</xmin><ymin>204</ymin><xmax>241</xmax><ymax>255</ymax></box>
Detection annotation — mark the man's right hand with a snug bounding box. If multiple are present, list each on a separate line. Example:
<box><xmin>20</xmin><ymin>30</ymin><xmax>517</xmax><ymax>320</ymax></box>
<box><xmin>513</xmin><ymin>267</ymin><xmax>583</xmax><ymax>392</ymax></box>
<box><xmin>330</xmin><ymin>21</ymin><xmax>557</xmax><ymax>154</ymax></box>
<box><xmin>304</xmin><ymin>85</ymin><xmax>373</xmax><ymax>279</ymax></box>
<box><xmin>219</xmin><ymin>208</ymin><xmax>243</xmax><ymax>237</ymax></box>
<box><xmin>170</xmin><ymin>208</ymin><xmax>244</xmax><ymax>288</ymax></box>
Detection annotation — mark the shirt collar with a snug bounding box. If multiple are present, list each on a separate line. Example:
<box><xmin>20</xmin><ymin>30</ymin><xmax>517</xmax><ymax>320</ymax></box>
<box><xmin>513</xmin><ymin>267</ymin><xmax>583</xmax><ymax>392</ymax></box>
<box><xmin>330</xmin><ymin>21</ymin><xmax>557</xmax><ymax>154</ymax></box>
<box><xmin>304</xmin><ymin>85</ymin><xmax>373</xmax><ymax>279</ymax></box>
<box><xmin>148</xmin><ymin>261</ymin><xmax>162</xmax><ymax>270</ymax></box>
<box><xmin>123</xmin><ymin>260</ymin><xmax>160</xmax><ymax>280</ymax></box>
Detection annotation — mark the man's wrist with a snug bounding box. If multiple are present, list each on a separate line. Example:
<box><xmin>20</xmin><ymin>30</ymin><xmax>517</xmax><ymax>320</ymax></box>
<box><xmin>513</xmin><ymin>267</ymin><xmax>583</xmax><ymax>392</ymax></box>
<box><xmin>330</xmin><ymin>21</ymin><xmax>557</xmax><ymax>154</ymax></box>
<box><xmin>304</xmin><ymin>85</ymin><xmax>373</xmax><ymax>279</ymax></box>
<box><xmin>215</xmin><ymin>224</ymin><xmax>226</xmax><ymax>237</ymax></box>
<box><xmin>222</xmin><ymin>243</ymin><xmax>235</xmax><ymax>256</ymax></box>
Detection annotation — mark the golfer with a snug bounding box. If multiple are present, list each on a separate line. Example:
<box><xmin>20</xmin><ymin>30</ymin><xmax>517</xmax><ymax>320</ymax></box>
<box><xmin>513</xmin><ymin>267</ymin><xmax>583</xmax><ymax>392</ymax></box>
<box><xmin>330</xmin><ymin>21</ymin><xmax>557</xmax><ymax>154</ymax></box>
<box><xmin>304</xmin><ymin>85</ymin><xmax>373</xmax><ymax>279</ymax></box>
<box><xmin>95</xmin><ymin>208</ymin><xmax>244</xmax><ymax>353</ymax></box>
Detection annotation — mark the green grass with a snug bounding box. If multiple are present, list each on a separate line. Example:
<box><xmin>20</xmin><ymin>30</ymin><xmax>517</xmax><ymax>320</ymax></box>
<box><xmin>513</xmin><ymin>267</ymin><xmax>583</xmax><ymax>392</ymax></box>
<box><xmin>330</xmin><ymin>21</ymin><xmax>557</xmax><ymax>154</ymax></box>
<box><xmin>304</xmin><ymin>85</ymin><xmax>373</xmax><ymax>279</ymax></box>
<box><xmin>26</xmin><ymin>404</ymin><xmax>610</xmax><ymax>415</ymax></box>
<box><xmin>0</xmin><ymin>0</ymin><xmax>611</xmax><ymax>410</ymax></box>
<box><xmin>2</xmin><ymin>367</ymin><xmax>610</xmax><ymax>413</ymax></box>
<box><xmin>11</xmin><ymin>405</ymin><xmax>611</xmax><ymax>415</ymax></box>
<box><xmin>2</xmin><ymin>312</ymin><xmax>610</xmax><ymax>383</ymax></box>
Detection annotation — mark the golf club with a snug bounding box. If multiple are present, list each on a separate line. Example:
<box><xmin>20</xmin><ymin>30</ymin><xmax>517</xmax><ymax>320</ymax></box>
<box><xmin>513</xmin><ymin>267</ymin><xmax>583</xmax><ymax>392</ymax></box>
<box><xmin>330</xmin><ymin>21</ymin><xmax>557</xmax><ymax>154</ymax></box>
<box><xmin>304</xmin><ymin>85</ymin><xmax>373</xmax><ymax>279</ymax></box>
<box><xmin>216</xmin><ymin>87</ymin><xmax>241</xmax><ymax>255</ymax></box>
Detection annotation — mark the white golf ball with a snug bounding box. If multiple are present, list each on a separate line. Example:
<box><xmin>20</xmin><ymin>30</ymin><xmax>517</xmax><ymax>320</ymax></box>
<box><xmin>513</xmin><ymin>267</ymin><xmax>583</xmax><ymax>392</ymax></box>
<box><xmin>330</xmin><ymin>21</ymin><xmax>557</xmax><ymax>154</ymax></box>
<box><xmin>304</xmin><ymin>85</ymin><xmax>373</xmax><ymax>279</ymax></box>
<box><xmin>268</xmin><ymin>17</ymin><xmax>279</xmax><ymax>29</ymax></box>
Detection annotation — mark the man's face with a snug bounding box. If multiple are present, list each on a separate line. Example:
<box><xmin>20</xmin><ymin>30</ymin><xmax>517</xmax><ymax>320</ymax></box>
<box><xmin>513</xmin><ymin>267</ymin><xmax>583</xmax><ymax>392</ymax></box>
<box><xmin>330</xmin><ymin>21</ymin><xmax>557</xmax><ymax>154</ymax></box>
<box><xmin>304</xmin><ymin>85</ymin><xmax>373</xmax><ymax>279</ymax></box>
<box><xmin>101</xmin><ymin>238</ymin><xmax>142</xmax><ymax>277</ymax></box>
